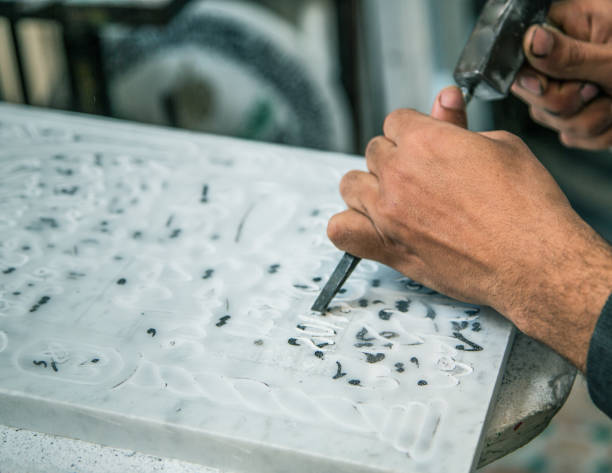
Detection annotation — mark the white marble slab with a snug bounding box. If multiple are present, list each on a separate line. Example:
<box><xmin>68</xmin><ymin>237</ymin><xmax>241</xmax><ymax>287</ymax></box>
<box><xmin>0</xmin><ymin>104</ymin><xmax>514</xmax><ymax>473</ymax></box>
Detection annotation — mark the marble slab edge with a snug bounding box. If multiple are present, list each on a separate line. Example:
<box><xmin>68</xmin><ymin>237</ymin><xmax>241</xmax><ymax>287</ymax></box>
<box><xmin>0</xmin><ymin>389</ymin><xmax>388</xmax><ymax>473</ymax></box>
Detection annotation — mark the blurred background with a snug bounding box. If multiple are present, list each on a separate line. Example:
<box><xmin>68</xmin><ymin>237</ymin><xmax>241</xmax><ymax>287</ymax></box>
<box><xmin>0</xmin><ymin>1</ymin><xmax>610</xmax><ymax>470</ymax></box>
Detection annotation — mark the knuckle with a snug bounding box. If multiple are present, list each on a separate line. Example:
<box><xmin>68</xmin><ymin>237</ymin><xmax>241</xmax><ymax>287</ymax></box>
<box><xmin>383</xmin><ymin>110</ymin><xmax>402</xmax><ymax>133</ymax></box>
<box><xmin>546</xmin><ymin>95</ymin><xmax>578</xmax><ymax>116</ymax></box>
<box><xmin>529</xmin><ymin>106</ymin><xmax>543</xmax><ymax>121</ymax></box>
<box><xmin>583</xmin><ymin>116</ymin><xmax>610</xmax><ymax>137</ymax></box>
<box><xmin>487</xmin><ymin>129</ymin><xmax>530</xmax><ymax>152</ymax></box>
<box><xmin>565</xmin><ymin>103</ymin><xmax>612</xmax><ymax>137</ymax></box>
<box><xmin>529</xmin><ymin>107</ymin><xmax>553</xmax><ymax>127</ymax></box>
<box><xmin>490</xmin><ymin>129</ymin><xmax>520</xmax><ymax>144</ymax></box>
<box><xmin>559</xmin><ymin>132</ymin><xmax>574</xmax><ymax>147</ymax></box>
<box><xmin>383</xmin><ymin>108</ymin><xmax>417</xmax><ymax>135</ymax></box>
<box><xmin>326</xmin><ymin>215</ymin><xmax>347</xmax><ymax>245</ymax></box>
<box><xmin>365</xmin><ymin>136</ymin><xmax>382</xmax><ymax>157</ymax></box>
<box><xmin>339</xmin><ymin>170</ymin><xmax>360</xmax><ymax>196</ymax></box>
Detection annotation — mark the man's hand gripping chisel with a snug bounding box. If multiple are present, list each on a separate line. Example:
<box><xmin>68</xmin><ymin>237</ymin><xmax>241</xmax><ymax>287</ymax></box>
<box><xmin>311</xmin><ymin>0</ymin><xmax>552</xmax><ymax>313</ymax></box>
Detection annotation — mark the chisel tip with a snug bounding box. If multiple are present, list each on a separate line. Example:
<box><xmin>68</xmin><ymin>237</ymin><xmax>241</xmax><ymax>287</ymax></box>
<box><xmin>311</xmin><ymin>252</ymin><xmax>361</xmax><ymax>313</ymax></box>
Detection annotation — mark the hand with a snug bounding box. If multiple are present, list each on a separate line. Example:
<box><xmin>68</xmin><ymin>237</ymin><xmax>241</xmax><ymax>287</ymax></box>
<box><xmin>328</xmin><ymin>86</ymin><xmax>612</xmax><ymax>370</ymax></box>
<box><xmin>511</xmin><ymin>0</ymin><xmax>612</xmax><ymax>150</ymax></box>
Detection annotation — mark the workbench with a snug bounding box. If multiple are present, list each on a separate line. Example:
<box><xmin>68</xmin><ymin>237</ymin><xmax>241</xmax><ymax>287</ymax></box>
<box><xmin>0</xmin><ymin>104</ymin><xmax>575</xmax><ymax>472</ymax></box>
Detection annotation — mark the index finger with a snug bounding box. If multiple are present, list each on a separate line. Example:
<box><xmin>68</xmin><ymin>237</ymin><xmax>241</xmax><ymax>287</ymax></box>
<box><xmin>382</xmin><ymin>108</ymin><xmax>425</xmax><ymax>143</ymax></box>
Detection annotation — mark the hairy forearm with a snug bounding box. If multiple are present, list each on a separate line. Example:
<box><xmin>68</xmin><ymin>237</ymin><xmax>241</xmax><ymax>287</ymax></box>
<box><xmin>501</xmin><ymin>215</ymin><xmax>612</xmax><ymax>371</ymax></box>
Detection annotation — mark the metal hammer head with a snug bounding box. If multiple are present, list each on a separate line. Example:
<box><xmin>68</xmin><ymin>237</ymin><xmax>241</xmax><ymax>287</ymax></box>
<box><xmin>454</xmin><ymin>0</ymin><xmax>552</xmax><ymax>102</ymax></box>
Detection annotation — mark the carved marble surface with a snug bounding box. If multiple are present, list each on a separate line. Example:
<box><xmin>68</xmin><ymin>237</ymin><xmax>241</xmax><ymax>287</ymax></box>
<box><xmin>0</xmin><ymin>104</ymin><xmax>514</xmax><ymax>473</ymax></box>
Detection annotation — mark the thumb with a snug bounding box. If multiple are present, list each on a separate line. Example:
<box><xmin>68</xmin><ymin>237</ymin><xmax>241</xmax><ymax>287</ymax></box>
<box><xmin>524</xmin><ymin>24</ymin><xmax>612</xmax><ymax>88</ymax></box>
<box><xmin>431</xmin><ymin>86</ymin><xmax>468</xmax><ymax>129</ymax></box>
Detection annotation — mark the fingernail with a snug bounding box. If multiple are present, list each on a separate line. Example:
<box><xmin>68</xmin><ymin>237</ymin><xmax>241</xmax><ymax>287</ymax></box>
<box><xmin>439</xmin><ymin>88</ymin><xmax>464</xmax><ymax>111</ymax></box>
<box><xmin>518</xmin><ymin>74</ymin><xmax>543</xmax><ymax>95</ymax></box>
<box><xmin>530</xmin><ymin>26</ymin><xmax>554</xmax><ymax>57</ymax></box>
<box><xmin>580</xmin><ymin>83</ymin><xmax>599</xmax><ymax>103</ymax></box>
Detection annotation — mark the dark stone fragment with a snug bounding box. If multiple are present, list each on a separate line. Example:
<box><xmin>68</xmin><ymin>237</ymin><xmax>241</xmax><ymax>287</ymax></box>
<box><xmin>378</xmin><ymin>309</ymin><xmax>392</xmax><ymax>321</ymax></box>
<box><xmin>288</xmin><ymin>338</ymin><xmax>299</xmax><ymax>346</ymax></box>
<box><xmin>59</xmin><ymin>186</ymin><xmax>78</xmax><ymax>195</ymax></box>
<box><xmin>417</xmin><ymin>380</ymin><xmax>428</xmax><ymax>386</ymax></box>
<box><xmin>358</xmin><ymin>299</ymin><xmax>368</xmax><ymax>307</ymax></box>
<box><xmin>40</xmin><ymin>217</ymin><xmax>59</xmax><ymax>228</ymax></box>
<box><xmin>379</xmin><ymin>331</ymin><xmax>397</xmax><ymax>339</ymax></box>
<box><xmin>364</xmin><ymin>353</ymin><xmax>385</xmax><ymax>363</ymax></box>
<box><xmin>395</xmin><ymin>362</ymin><xmax>405</xmax><ymax>373</ymax></box>
<box><xmin>117</xmin><ymin>278</ymin><xmax>127</xmax><ymax>285</ymax></box>
<box><xmin>356</xmin><ymin>327</ymin><xmax>375</xmax><ymax>341</ymax></box>
<box><xmin>348</xmin><ymin>379</ymin><xmax>361</xmax><ymax>386</ymax></box>
<box><xmin>314</xmin><ymin>351</ymin><xmax>324</xmax><ymax>359</ymax></box>
<box><xmin>147</xmin><ymin>328</ymin><xmax>157</xmax><ymax>337</ymax></box>
<box><xmin>395</xmin><ymin>300</ymin><xmax>410</xmax><ymax>312</ymax></box>
<box><xmin>453</xmin><ymin>332</ymin><xmax>483</xmax><ymax>351</ymax></box>
<box><xmin>332</xmin><ymin>361</ymin><xmax>346</xmax><ymax>379</ymax></box>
